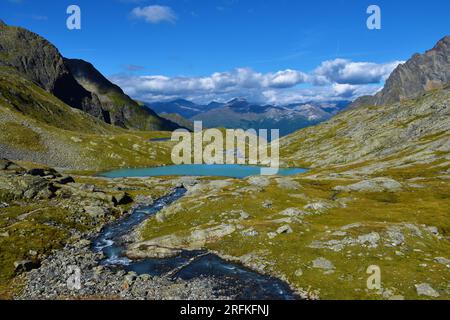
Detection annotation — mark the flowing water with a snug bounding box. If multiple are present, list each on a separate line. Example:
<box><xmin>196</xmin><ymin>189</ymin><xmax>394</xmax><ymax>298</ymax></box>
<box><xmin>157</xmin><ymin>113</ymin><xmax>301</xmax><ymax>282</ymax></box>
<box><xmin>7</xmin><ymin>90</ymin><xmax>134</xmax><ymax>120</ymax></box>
<box><xmin>92</xmin><ymin>187</ymin><xmax>299</xmax><ymax>300</ymax></box>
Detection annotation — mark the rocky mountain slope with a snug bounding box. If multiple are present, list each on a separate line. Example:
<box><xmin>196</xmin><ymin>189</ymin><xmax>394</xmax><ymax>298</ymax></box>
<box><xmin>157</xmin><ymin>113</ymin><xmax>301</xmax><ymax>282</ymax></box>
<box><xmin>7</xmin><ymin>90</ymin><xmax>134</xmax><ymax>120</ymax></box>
<box><xmin>351</xmin><ymin>36</ymin><xmax>450</xmax><ymax>108</ymax></box>
<box><xmin>0</xmin><ymin>21</ymin><xmax>178</xmax><ymax>131</ymax></box>
<box><xmin>65</xmin><ymin>59</ymin><xmax>179</xmax><ymax>131</ymax></box>
<box><xmin>0</xmin><ymin>65</ymin><xmax>175</xmax><ymax>170</ymax></box>
<box><xmin>280</xmin><ymin>86</ymin><xmax>450</xmax><ymax>172</ymax></box>
<box><xmin>281</xmin><ymin>36</ymin><xmax>450</xmax><ymax>173</ymax></box>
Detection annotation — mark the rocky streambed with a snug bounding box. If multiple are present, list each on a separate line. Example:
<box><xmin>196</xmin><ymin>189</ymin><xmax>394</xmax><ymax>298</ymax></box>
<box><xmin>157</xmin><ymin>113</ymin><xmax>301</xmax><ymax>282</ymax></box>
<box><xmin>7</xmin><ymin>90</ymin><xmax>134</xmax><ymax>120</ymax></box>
<box><xmin>18</xmin><ymin>186</ymin><xmax>298</xmax><ymax>300</ymax></box>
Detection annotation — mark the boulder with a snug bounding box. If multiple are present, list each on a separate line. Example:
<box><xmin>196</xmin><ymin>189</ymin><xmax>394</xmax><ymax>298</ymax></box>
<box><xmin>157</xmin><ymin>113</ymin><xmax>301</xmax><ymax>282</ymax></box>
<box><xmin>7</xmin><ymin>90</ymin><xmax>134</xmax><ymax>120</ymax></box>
<box><xmin>334</xmin><ymin>178</ymin><xmax>402</xmax><ymax>193</ymax></box>
<box><xmin>53</xmin><ymin>176</ymin><xmax>75</xmax><ymax>185</ymax></box>
<box><xmin>276</xmin><ymin>178</ymin><xmax>301</xmax><ymax>190</ymax></box>
<box><xmin>415</xmin><ymin>283</ymin><xmax>440</xmax><ymax>298</ymax></box>
<box><xmin>14</xmin><ymin>260</ymin><xmax>40</xmax><ymax>274</ymax></box>
<box><xmin>279</xmin><ymin>208</ymin><xmax>306</xmax><ymax>217</ymax></box>
<box><xmin>276</xmin><ymin>225</ymin><xmax>293</xmax><ymax>234</ymax></box>
<box><xmin>241</xmin><ymin>228</ymin><xmax>258</xmax><ymax>237</ymax></box>
<box><xmin>0</xmin><ymin>159</ymin><xmax>22</xmax><ymax>171</ymax></box>
<box><xmin>0</xmin><ymin>159</ymin><xmax>11</xmax><ymax>170</ymax></box>
<box><xmin>312</xmin><ymin>257</ymin><xmax>335</xmax><ymax>271</ymax></box>
<box><xmin>127</xmin><ymin>245</ymin><xmax>181</xmax><ymax>259</ymax></box>
<box><xmin>84</xmin><ymin>205</ymin><xmax>107</xmax><ymax>218</ymax></box>
<box><xmin>434</xmin><ymin>257</ymin><xmax>450</xmax><ymax>267</ymax></box>
<box><xmin>113</xmin><ymin>192</ymin><xmax>133</xmax><ymax>206</ymax></box>
<box><xmin>27</xmin><ymin>168</ymin><xmax>60</xmax><ymax>178</ymax></box>
<box><xmin>304</xmin><ymin>201</ymin><xmax>334</xmax><ymax>212</ymax></box>
<box><xmin>247</xmin><ymin>176</ymin><xmax>270</xmax><ymax>187</ymax></box>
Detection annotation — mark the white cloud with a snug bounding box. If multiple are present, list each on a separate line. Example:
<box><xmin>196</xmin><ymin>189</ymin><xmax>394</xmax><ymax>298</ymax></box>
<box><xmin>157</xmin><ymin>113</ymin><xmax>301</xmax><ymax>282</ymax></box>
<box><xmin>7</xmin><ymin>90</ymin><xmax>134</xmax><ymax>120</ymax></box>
<box><xmin>313</xmin><ymin>59</ymin><xmax>403</xmax><ymax>85</ymax></box>
<box><xmin>131</xmin><ymin>5</ymin><xmax>177</xmax><ymax>24</ymax></box>
<box><xmin>110</xmin><ymin>59</ymin><xmax>400</xmax><ymax>105</ymax></box>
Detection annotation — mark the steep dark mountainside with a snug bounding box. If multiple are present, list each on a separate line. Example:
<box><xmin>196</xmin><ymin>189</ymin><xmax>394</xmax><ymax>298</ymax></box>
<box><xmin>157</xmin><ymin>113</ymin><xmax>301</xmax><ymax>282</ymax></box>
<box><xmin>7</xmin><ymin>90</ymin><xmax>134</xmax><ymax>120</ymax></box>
<box><xmin>0</xmin><ymin>21</ymin><xmax>107</xmax><ymax>121</ymax></box>
<box><xmin>351</xmin><ymin>35</ymin><xmax>450</xmax><ymax>108</ymax></box>
<box><xmin>159</xmin><ymin>112</ymin><xmax>194</xmax><ymax>131</ymax></box>
<box><xmin>0</xmin><ymin>21</ymin><xmax>178</xmax><ymax>131</ymax></box>
<box><xmin>65</xmin><ymin>59</ymin><xmax>179</xmax><ymax>131</ymax></box>
<box><xmin>0</xmin><ymin>65</ymin><xmax>176</xmax><ymax>169</ymax></box>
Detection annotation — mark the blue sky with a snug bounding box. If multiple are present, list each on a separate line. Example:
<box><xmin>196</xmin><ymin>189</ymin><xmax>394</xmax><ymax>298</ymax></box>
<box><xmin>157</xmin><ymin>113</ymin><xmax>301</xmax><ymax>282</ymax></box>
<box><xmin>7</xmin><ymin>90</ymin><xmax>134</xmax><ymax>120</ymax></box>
<box><xmin>1</xmin><ymin>0</ymin><xmax>449</xmax><ymax>104</ymax></box>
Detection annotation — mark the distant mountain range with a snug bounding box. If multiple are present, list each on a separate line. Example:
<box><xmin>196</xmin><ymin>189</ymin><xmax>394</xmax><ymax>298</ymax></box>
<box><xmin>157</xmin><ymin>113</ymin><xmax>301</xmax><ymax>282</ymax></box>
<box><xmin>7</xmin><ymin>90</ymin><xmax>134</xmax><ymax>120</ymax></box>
<box><xmin>148</xmin><ymin>98</ymin><xmax>350</xmax><ymax>136</ymax></box>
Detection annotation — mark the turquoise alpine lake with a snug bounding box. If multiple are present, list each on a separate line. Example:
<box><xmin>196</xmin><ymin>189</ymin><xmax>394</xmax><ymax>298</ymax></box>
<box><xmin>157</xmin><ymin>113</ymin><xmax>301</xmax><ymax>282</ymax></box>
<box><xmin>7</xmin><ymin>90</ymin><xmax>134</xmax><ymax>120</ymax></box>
<box><xmin>100</xmin><ymin>164</ymin><xmax>307</xmax><ymax>179</ymax></box>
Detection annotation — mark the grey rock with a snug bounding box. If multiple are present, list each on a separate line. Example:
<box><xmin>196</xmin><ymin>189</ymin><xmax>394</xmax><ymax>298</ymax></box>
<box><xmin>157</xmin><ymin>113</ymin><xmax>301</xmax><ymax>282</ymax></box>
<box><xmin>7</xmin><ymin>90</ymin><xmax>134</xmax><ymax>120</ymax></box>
<box><xmin>279</xmin><ymin>208</ymin><xmax>306</xmax><ymax>217</ymax></box>
<box><xmin>334</xmin><ymin>178</ymin><xmax>402</xmax><ymax>193</ymax></box>
<box><xmin>276</xmin><ymin>225</ymin><xmax>293</xmax><ymax>235</ymax></box>
<box><xmin>14</xmin><ymin>260</ymin><xmax>40</xmax><ymax>274</ymax></box>
<box><xmin>350</xmin><ymin>36</ymin><xmax>450</xmax><ymax>108</ymax></box>
<box><xmin>415</xmin><ymin>283</ymin><xmax>440</xmax><ymax>298</ymax></box>
<box><xmin>241</xmin><ymin>228</ymin><xmax>258</xmax><ymax>237</ymax></box>
<box><xmin>53</xmin><ymin>176</ymin><xmax>75</xmax><ymax>185</ymax></box>
<box><xmin>294</xmin><ymin>268</ymin><xmax>303</xmax><ymax>277</ymax></box>
<box><xmin>434</xmin><ymin>257</ymin><xmax>450</xmax><ymax>267</ymax></box>
<box><xmin>276</xmin><ymin>178</ymin><xmax>301</xmax><ymax>190</ymax></box>
<box><xmin>84</xmin><ymin>206</ymin><xmax>107</xmax><ymax>218</ymax></box>
<box><xmin>247</xmin><ymin>176</ymin><xmax>270</xmax><ymax>188</ymax></box>
<box><xmin>312</xmin><ymin>257</ymin><xmax>335</xmax><ymax>271</ymax></box>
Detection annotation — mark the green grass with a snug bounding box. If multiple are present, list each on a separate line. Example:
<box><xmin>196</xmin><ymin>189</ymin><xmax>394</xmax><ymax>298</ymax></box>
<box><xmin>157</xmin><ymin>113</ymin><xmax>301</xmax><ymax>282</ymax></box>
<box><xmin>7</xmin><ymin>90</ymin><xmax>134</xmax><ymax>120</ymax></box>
<box><xmin>138</xmin><ymin>169</ymin><xmax>450</xmax><ymax>299</ymax></box>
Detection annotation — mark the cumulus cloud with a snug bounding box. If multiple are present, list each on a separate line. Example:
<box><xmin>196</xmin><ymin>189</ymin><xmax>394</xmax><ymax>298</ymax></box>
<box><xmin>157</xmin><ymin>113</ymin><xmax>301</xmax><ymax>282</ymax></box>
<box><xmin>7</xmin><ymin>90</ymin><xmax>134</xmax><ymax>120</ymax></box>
<box><xmin>110</xmin><ymin>59</ymin><xmax>402</xmax><ymax>105</ymax></box>
<box><xmin>312</xmin><ymin>59</ymin><xmax>403</xmax><ymax>85</ymax></box>
<box><xmin>131</xmin><ymin>5</ymin><xmax>177</xmax><ymax>24</ymax></box>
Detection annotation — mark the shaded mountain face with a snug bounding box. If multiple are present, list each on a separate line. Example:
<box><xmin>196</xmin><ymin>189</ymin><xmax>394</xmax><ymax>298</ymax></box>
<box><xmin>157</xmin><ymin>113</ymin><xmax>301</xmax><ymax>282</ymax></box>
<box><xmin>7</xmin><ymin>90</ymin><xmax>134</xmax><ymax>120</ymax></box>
<box><xmin>0</xmin><ymin>22</ymin><xmax>179</xmax><ymax>131</ymax></box>
<box><xmin>64</xmin><ymin>59</ymin><xmax>179</xmax><ymax>131</ymax></box>
<box><xmin>351</xmin><ymin>35</ymin><xmax>450</xmax><ymax>108</ymax></box>
<box><xmin>0</xmin><ymin>22</ymin><xmax>107</xmax><ymax>121</ymax></box>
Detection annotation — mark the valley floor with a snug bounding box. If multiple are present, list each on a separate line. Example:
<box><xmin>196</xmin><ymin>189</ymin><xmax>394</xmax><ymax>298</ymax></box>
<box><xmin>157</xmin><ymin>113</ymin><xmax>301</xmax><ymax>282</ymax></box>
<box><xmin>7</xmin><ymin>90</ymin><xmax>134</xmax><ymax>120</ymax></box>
<box><xmin>0</xmin><ymin>158</ymin><xmax>449</xmax><ymax>300</ymax></box>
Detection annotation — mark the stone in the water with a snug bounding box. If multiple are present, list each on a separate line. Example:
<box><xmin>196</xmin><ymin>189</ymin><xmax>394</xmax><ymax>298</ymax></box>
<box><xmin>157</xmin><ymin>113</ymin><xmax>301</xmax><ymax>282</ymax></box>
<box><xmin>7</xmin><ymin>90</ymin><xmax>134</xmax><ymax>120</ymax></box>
<box><xmin>415</xmin><ymin>283</ymin><xmax>440</xmax><ymax>298</ymax></box>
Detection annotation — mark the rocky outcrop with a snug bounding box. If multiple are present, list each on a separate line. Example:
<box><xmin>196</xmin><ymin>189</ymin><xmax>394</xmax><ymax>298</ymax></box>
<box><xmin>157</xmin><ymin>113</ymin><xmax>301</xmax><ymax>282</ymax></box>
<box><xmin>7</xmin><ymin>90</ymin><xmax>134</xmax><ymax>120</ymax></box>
<box><xmin>0</xmin><ymin>22</ymin><xmax>179</xmax><ymax>131</ymax></box>
<box><xmin>0</xmin><ymin>22</ymin><xmax>107</xmax><ymax>121</ymax></box>
<box><xmin>127</xmin><ymin>224</ymin><xmax>236</xmax><ymax>259</ymax></box>
<box><xmin>333</xmin><ymin>178</ymin><xmax>402</xmax><ymax>193</ymax></box>
<box><xmin>64</xmin><ymin>59</ymin><xmax>180</xmax><ymax>131</ymax></box>
<box><xmin>351</xmin><ymin>36</ymin><xmax>450</xmax><ymax>108</ymax></box>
